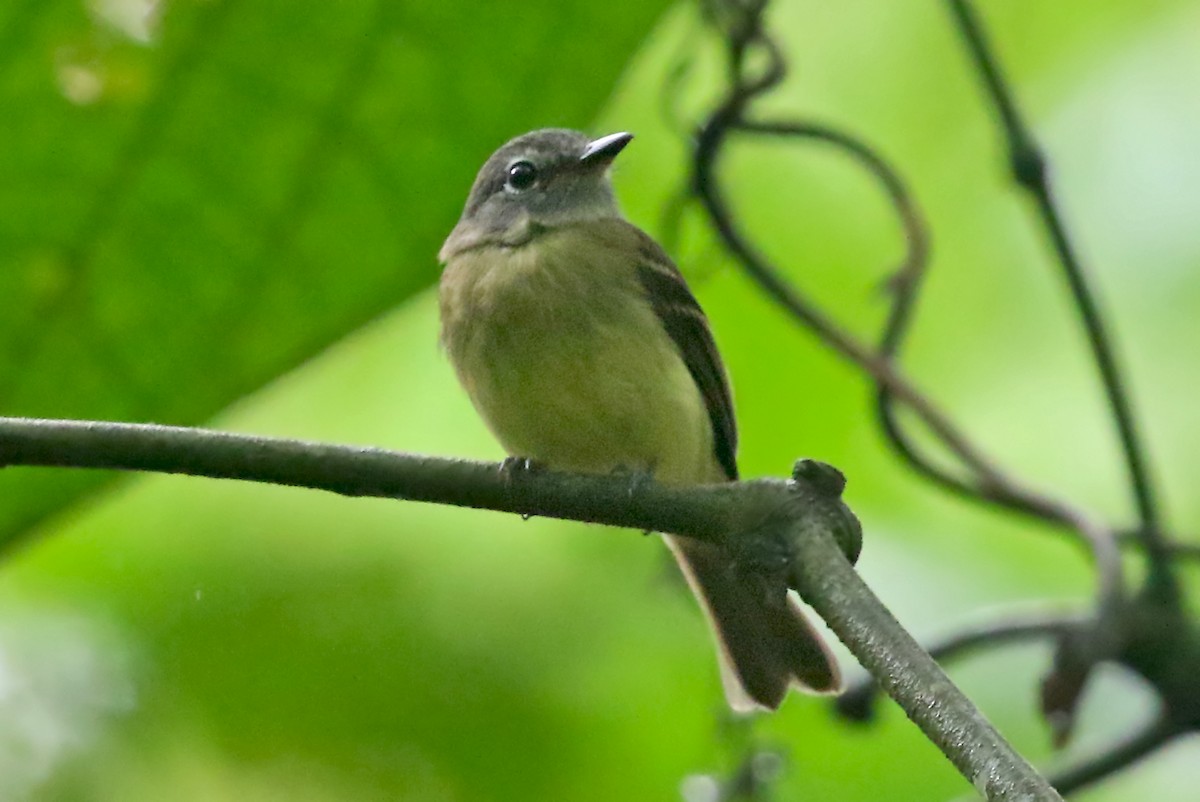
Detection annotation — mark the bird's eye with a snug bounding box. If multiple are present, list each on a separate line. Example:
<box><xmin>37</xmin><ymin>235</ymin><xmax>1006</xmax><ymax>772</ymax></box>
<box><xmin>506</xmin><ymin>161</ymin><xmax>538</xmax><ymax>191</ymax></box>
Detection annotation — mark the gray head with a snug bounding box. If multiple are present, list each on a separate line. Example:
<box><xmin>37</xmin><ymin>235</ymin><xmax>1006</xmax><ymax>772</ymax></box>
<box><xmin>439</xmin><ymin>128</ymin><xmax>632</xmax><ymax>261</ymax></box>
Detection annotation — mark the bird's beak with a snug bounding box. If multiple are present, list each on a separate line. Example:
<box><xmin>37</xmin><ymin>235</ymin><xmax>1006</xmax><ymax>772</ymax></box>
<box><xmin>580</xmin><ymin>132</ymin><xmax>633</xmax><ymax>166</ymax></box>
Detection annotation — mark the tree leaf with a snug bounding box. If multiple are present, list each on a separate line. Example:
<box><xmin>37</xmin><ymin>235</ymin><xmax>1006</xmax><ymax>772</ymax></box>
<box><xmin>0</xmin><ymin>0</ymin><xmax>671</xmax><ymax>544</ymax></box>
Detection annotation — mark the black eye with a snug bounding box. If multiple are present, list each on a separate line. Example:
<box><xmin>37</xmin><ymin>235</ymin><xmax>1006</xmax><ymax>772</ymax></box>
<box><xmin>506</xmin><ymin>160</ymin><xmax>538</xmax><ymax>191</ymax></box>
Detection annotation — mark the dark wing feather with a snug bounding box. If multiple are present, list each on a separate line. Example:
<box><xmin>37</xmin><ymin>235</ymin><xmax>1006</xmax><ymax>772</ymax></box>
<box><xmin>632</xmin><ymin>230</ymin><xmax>738</xmax><ymax>481</ymax></box>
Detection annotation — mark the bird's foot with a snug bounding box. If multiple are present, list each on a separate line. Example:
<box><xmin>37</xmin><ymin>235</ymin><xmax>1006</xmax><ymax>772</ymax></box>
<box><xmin>499</xmin><ymin>456</ymin><xmax>545</xmax><ymax>478</ymax></box>
<box><xmin>500</xmin><ymin>457</ymin><xmax>545</xmax><ymax>521</ymax></box>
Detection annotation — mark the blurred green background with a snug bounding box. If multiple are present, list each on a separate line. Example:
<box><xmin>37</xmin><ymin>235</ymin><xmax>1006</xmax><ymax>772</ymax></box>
<box><xmin>2</xmin><ymin>0</ymin><xmax>1198</xmax><ymax>799</ymax></box>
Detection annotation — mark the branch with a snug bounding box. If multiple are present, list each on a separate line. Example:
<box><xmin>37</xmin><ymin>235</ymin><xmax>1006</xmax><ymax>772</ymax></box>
<box><xmin>792</xmin><ymin>532</ymin><xmax>1062</xmax><ymax>800</ymax></box>
<box><xmin>0</xmin><ymin>416</ymin><xmax>1060</xmax><ymax>799</ymax></box>
<box><xmin>0</xmin><ymin>417</ymin><xmax>857</xmax><ymax>558</ymax></box>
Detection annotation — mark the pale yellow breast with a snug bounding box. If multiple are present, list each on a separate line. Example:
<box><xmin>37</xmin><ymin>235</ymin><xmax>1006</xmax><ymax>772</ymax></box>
<box><xmin>439</xmin><ymin>227</ymin><xmax>720</xmax><ymax>485</ymax></box>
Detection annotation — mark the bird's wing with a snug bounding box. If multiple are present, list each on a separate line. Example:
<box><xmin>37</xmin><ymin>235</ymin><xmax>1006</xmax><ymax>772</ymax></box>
<box><xmin>625</xmin><ymin>224</ymin><xmax>738</xmax><ymax>481</ymax></box>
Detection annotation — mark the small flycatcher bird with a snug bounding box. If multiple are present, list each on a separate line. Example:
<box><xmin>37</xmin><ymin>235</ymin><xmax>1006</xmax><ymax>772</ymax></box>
<box><xmin>438</xmin><ymin>128</ymin><xmax>839</xmax><ymax>710</ymax></box>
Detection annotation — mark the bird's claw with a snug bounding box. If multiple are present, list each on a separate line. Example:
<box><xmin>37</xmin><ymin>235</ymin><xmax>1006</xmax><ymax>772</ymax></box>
<box><xmin>500</xmin><ymin>457</ymin><xmax>545</xmax><ymax>521</ymax></box>
<box><xmin>499</xmin><ymin>456</ymin><xmax>544</xmax><ymax>478</ymax></box>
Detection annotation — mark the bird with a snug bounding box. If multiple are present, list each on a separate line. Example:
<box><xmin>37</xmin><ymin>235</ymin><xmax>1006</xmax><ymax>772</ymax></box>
<box><xmin>437</xmin><ymin>127</ymin><xmax>839</xmax><ymax>710</ymax></box>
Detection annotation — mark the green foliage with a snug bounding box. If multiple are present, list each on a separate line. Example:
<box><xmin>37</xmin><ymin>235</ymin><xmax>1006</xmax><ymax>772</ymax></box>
<box><xmin>1</xmin><ymin>1</ymin><xmax>1199</xmax><ymax>800</ymax></box>
<box><xmin>0</xmin><ymin>0</ymin><xmax>667</xmax><ymax>542</ymax></box>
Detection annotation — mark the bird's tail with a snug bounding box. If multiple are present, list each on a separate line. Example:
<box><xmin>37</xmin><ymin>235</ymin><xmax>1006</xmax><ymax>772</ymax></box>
<box><xmin>664</xmin><ymin>534</ymin><xmax>841</xmax><ymax>711</ymax></box>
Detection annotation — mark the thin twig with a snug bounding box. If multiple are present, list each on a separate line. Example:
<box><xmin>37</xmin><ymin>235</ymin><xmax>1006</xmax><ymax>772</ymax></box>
<box><xmin>944</xmin><ymin>0</ymin><xmax>1171</xmax><ymax>598</ymax></box>
<box><xmin>697</xmin><ymin>120</ymin><xmax>1030</xmax><ymax>501</ymax></box>
<box><xmin>685</xmin><ymin>3</ymin><xmax>1193</xmax><ymax>793</ymax></box>
<box><xmin>733</xmin><ymin>119</ymin><xmax>1053</xmax><ymax>522</ymax></box>
<box><xmin>1119</xmin><ymin>531</ymin><xmax>1200</xmax><ymax>560</ymax></box>
<box><xmin>1046</xmin><ymin>715</ymin><xmax>1180</xmax><ymax>795</ymax></box>
<box><xmin>836</xmin><ymin>608</ymin><xmax>1086</xmax><ymax>722</ymax></box>
<box><xmin>689</xmin><ymin>0</ymin><xmax>1125</xmax><ymax>620</ymax></box>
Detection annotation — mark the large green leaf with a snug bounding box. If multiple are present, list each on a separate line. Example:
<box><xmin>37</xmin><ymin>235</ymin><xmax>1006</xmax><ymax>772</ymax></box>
<box><xmin>0</xmin><ymin>0</ymin><xmax>670</xmax><ymax>541</ymax></box>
